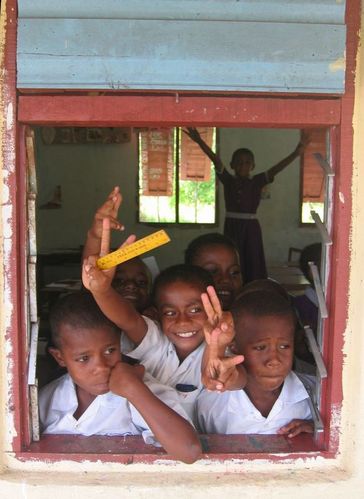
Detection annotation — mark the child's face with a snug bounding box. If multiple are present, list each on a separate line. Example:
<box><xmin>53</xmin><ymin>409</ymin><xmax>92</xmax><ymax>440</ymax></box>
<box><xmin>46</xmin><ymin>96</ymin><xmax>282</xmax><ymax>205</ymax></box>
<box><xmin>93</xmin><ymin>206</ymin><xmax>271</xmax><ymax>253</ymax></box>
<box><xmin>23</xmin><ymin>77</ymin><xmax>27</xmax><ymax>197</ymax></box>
<box><xmin>50</xmin><ymin>325</ymin><xmax>121</xmax><ymax>398</ymax></box>
<box><xmin>156</xmin><ymin>280</ymin><xmax>207</xmax><ymax>360</ymax></box>
<box><xmin>234</xmin><ymin>313</ymin><xmax>294</xmax><ymax>393</ymax></box>
<box><xmin>191</xmin><ymin>244</ymin><xmax>243</xmax><ymax>310</ymax></box>
<box><xmin>112</xmin><ymin>258</ymin><xmax>150</xmax><ymax>312</ymax></box>
<box><xmin>231</xmin><ymin>152</ymin><xmax>255</xmax><ymax>178</ymax></box>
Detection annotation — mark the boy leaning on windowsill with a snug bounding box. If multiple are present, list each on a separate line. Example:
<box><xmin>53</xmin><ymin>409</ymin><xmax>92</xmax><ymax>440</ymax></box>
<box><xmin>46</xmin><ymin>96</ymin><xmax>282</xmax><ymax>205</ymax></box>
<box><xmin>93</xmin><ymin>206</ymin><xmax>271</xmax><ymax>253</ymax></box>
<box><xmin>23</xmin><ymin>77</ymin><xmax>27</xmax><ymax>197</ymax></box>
<box><xmin>39</xmin><ymin>291</ymin><xmax>201</xmax><ymax>464</ymax></box>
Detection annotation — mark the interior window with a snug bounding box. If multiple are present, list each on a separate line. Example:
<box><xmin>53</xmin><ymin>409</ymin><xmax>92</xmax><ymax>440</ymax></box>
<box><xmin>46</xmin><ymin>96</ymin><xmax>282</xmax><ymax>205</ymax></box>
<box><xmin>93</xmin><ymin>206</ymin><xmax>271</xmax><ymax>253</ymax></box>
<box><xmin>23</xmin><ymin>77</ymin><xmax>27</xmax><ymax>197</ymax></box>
<box><xmin>300</xmin><ymin>129</ymin><xmax>327</xmax><ymax>224</ymax></box>
<box><xmin>138</xmin><ymin>127</ymin><xmax>217</xmax><ymax>224</ymax></box>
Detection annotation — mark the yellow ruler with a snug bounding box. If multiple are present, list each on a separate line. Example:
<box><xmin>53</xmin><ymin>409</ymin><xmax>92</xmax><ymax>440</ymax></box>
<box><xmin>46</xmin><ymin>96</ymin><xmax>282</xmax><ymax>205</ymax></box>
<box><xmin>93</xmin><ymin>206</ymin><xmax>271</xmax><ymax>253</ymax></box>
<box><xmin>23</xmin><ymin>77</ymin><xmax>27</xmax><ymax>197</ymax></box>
<box><xmin>96</xmin><ymin>230</ymin><xmax>170</xmax><ymax>270</ymax></box>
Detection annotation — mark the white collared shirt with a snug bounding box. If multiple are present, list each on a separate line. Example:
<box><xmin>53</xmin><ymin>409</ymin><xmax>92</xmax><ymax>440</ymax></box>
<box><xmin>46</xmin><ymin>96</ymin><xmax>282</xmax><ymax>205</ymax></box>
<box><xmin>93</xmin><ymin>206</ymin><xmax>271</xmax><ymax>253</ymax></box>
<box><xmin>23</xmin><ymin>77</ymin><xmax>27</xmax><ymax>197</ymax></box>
<box><xmin>39</xmin><ymin>372</ymin><xmax>192</xmax><ymax>445</ymax></box>
<box><xmin>197</xmin><ymin>371</ymin><xmax>313</xmax><ymax>434</ymax></box>
<box><xmin>128</xmin><ymin>316</ymin><xmax>205</xmax><ymax>421</ymax></box>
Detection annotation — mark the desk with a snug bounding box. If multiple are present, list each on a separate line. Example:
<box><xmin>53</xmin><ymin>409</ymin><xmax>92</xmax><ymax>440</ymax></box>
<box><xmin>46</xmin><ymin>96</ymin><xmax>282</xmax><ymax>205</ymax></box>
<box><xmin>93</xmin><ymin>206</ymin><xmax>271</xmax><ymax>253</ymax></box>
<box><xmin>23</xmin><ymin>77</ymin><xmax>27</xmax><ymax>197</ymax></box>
<box><xmin>267</xmin><ymin>264</ymin><xmax>309</xmax><ymax>295</ymax></box>
<box><xmin>39</xmin><ymin>279</ymin><xmax>82</xmax><ymax>326</ymax></box>
<box><xmin>37</xmin><ymin>250</ymin><xmax>82</xmax><ymax>288</ymax></box>
<box><xmin>42</xmin><ymin>279</ymin><xmax>82</xmax><ymax>293</ymax></box>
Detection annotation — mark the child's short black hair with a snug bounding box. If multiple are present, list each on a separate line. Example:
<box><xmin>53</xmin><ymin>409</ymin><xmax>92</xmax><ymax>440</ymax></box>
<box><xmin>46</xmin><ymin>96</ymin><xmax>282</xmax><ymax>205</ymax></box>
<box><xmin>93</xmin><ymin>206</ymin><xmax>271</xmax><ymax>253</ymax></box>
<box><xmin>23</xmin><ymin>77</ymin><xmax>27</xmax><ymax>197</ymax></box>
<box><xmin>299</xmin><ymin>243</ymin><xmax>322</xmax><ymax>284</ymax></box>
<box><xmin>184</xmin><ymin>232</ymin><xmax>238</xmax><ymax>265</ymax></box>
<box><xmin>231</xmin><ymin>148</ymin><xmax>255</xmax><ymax>164</ymax></box>
<box><xmin>49</xmin><ymin>291</ymin><xmax>120</xmax><ymax>348</ymax></box>
<box><xmin>231</xmin><ymin>289</ymin><xmax>296</xmax><ymax>332</ymax></box>
<box><xmin>116</xmin><ymin>257</ymin><xmax>152</xmax><ymax>282</ymax></box>
<box><xmin>237</xmin><ymin>278</ymin><xmax>291</xmax><ymax>302</ymax></box>
<box><xmin>152</xmin><ymin>264</ymin><xmax>214</xmax><ymax>305</ymax></box>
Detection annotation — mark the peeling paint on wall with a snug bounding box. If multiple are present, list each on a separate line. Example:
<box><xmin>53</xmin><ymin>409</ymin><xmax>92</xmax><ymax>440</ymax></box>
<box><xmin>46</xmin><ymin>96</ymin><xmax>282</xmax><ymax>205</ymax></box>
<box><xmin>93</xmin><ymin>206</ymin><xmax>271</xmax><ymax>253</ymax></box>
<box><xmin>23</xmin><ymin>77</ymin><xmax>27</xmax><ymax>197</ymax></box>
<box><xmin>330</xmin><ymin>56</ymin><xmax>346</xmax><ymax>72</ymax></box>
<box><xmin>6</xmin><ymin>101</ymin><xmax>13</xmax><ymax>131</ymax></box>
<box><xmin>1</xmin><ymin>0</ymin><xmax>20</xmax><ymax>460</ymax></box>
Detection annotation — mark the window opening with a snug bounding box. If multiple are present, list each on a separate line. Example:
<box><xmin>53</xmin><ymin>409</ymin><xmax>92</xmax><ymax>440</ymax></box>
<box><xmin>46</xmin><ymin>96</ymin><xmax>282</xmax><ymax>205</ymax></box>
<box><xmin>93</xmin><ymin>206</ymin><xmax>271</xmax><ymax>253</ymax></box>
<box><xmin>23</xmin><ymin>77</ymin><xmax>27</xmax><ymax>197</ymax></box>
<box><xmin>138</xmin><ymin>127</ymin><xmax>217</xmax><ymax>224</ymax></box>
<box><xmin>21</xmin><ymin>118</ymin><xmax>337</xmax><ymax>458</ymax></box>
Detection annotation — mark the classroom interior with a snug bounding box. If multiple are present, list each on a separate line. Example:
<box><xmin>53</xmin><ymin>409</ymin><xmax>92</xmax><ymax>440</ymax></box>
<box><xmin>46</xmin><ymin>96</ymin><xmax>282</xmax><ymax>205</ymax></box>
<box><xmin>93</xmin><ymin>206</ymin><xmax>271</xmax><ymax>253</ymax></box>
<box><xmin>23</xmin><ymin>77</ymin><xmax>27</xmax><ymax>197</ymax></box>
<box><xmin>33</xmin><ymin>125</ymin><xmax>325</xmax><ymax>386</ymax></box>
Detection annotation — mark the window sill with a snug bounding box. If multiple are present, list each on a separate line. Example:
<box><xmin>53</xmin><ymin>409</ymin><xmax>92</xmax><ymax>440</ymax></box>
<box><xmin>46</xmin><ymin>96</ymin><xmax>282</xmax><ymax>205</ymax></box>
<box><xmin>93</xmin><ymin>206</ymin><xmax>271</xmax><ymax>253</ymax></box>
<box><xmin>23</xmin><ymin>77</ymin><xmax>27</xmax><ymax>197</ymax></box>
<box><xmin>18</xmin><ymin>433</ymin><xmax>325</xmax><ymax>464</ymax></box>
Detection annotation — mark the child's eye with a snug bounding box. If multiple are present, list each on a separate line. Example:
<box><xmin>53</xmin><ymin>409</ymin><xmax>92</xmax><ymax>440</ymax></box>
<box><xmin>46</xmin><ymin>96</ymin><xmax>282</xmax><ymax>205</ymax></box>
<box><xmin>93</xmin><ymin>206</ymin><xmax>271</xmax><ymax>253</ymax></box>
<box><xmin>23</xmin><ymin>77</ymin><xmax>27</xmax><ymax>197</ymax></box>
<box><xmin>163</xmin><ymin>310</ymin><xmax>175</xmax><ymax>317</ymax></box>
<box><xmin>105</xmin><ymin>347</ymin><xmax>117</xmax><ymax>355</ymax></box>
<box><xmin>230</xmin><ymin>269</ymin><xmax>241</xmax><ymax>277</ymax></box>
<box><xmin>190</xmin><ymin>306</ymin><xmax>202</xmax><ymax>314</ymax></box>
<box><xmin>279</xmin><ymin>344</ymin><xmax>291</xmax><ymax>350</ymax></box>
<box><xmin>76</xmin><ymin>355</ymin><xmax>89</xmax><ymax>363</ymax></box>
<box><xmin>253</xmin><ymin>345</ymin><xmax>265</xmax><ymax>351</ymax></box>
<box><xmin>205</xmin><ymin>267</ymin><xmax>218</xmax><ymax>275</ymax></box>
<box><xmin>112</xmin><ymin>279</ymin><xmax>125</xmax><ymax>286</ymax></box>
<box><xmin>136</xmin><ymin>280</ymin><xmax>148</xmax><ymax>288</ymax></box>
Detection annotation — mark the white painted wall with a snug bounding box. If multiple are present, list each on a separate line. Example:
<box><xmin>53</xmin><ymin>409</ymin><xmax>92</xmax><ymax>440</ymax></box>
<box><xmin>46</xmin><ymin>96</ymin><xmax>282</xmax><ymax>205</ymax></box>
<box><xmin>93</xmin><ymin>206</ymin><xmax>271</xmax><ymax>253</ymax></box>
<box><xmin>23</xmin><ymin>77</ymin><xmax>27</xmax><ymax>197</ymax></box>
<box><xmin>35</xmin><ymin>127</ymin><xmax>319</xmax><ymax>277</ymax></box>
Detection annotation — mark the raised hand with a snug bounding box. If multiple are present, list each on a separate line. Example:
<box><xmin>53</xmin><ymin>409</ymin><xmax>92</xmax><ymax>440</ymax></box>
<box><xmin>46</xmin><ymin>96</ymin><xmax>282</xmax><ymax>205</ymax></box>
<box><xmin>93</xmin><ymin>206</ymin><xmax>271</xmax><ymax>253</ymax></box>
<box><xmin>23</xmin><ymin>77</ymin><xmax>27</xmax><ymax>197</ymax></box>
<box><xmin>202</xmin><ymin>325</ymin><xmax>244</xmax><ymax>392</ymax></box>
<box><xmin>89</xmin><ymin>186</ymin><xmax>123</xmax><ymax>240</ymax></box>
<box><xmin>201</xmin><ymin>285</ymin><xmax>234</xmax><ymax>351</ymax></box>
<box><xmin>82</xmin><ymin>217</ymin><xmax>136</xmax><ymax>294</ymax></box>
<box><xmin>183</xmin><ymin>127</ymin><xmax>202</xmax><ymax>143</ymax></box>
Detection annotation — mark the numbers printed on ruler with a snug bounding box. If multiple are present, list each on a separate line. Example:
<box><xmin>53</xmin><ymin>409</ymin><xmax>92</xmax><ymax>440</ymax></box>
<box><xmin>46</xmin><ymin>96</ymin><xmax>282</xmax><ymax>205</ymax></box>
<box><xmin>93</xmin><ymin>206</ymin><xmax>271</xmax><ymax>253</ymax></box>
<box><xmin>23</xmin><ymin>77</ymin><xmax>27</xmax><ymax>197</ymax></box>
<box><xmin>97</xmin><ymin>230</ymin><xmax>170</xmax><ymax>270</ymax></box>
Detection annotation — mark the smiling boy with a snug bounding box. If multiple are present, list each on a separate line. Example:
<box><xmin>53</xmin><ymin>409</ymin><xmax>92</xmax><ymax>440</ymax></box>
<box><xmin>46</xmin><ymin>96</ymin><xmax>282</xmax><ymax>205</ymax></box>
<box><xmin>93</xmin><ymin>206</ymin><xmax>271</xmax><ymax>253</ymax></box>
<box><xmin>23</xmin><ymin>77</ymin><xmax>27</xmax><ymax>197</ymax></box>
<box><xmin>185</xmin><ymin>233</ymin><xmax>243</xmax><ymax>311</ymax></box>
<box><xmin>83</xmin><ymin>257</ymin><xmax>216</xmax><ymax>419</ymax></box>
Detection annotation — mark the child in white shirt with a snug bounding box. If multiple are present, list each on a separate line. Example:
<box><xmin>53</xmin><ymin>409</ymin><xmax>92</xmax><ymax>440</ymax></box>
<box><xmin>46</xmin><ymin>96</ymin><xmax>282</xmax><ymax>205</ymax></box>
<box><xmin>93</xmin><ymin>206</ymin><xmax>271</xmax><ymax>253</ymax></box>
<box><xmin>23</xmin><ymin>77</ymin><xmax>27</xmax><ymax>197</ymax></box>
<box><xmin>185</xmin><ymin>232</ymin><xmax>243</xmax><ymax>311</ymax></box>
<box><xmin>82</xmin><ymin>219</ymin><xmax>245</xmax><ymax>420</ymax></box>
<box><xmin>83</xmin><ymin>258</ymin><xmax>214</xmax><ymax>419</ymax></box>
<box><xmin>40</xmin><ymin>291</ymin><xmax>201</xmax><ymax>463</ymax></box>
<box><xmin>197</xmin><ymin>289</ymin><xmax>314</xmax><ymax>437</ymax></box>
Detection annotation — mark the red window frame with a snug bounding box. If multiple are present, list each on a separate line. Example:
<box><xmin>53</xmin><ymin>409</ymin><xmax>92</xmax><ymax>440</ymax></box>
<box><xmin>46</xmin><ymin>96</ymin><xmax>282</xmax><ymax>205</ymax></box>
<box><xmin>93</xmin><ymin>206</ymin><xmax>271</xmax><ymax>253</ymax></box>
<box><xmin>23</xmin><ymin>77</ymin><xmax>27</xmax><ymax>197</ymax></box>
<box><xmin>12</xmin><ymin>93</ymin><xmax>346</xmax><ymax>463</ymax></box>
<box><xmin>3</xmin><ymin>0</ymin><xmax>359</xmax><ymax>466</ymax></box>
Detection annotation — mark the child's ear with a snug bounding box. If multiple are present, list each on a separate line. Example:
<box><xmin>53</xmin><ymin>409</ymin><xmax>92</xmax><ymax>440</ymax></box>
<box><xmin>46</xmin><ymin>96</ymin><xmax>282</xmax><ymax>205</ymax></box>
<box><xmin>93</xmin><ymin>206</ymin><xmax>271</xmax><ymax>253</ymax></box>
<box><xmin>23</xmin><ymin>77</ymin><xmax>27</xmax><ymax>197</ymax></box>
<box><xmin>48</xmin><ymin>347</ymin><xmax>67</xmax><ymax>367</ymax></box>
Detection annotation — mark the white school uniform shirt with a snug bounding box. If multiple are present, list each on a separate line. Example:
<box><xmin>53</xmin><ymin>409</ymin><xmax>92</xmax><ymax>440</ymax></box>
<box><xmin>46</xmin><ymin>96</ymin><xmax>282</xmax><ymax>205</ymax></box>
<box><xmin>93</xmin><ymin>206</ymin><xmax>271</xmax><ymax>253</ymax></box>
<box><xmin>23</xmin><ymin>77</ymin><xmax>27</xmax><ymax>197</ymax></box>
<box><xmin>120</xmin><ymin>331</ymin><xmax>135</xmax><ymax>354</ymax></box>
<box><xmin>197</xmin><ymin>371</ymin><xmax>314</xmax><ymax>435</ymax></box>
<box><xmin>39</xmin><ymin>372</ymin><xmax>192</xmax><ymax>445</ymax></box>
<box><xmin>128</xmin><ymin>316</ymin><xmax>205</xmax><ymax>421</ymax></box>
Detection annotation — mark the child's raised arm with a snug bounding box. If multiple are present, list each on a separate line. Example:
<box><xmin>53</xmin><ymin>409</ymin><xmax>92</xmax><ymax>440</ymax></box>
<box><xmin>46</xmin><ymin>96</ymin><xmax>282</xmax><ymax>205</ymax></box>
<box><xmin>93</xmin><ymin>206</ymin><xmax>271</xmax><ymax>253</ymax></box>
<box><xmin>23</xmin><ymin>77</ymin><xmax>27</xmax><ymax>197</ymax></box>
<box><xmin>266</xmin><ymin>132</ymin><xmax>310</xmax><ymax>182</ymax></box>
<box><xmin>109</xmin><ymin>362</ymin><xmax>201</xmax><ymax>463</ymax></box>
<box><xmin>83</xmin><ymin>186</ymin><xmax>124</xmax><ymax>260</ymax></box>
<box><xmin>184</xmin><ymin>127</ymin><xmax>224</xmax><ymax>173</ymax></box>
<box><xmin>82</xmin><ymin>218</ymin><xmax>148</xmax><ymax>345</ymax></box>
